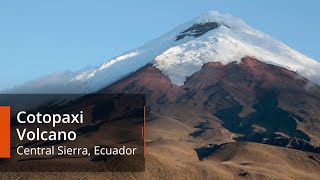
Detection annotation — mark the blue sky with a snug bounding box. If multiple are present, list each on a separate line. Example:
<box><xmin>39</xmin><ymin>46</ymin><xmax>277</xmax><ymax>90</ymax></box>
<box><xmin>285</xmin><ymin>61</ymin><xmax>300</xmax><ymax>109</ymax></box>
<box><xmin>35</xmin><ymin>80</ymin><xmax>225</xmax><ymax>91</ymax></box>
<box><xmin>0</xmin><ymin>0</ymin><xmax>319</xmax><ymax>89</ymax></box>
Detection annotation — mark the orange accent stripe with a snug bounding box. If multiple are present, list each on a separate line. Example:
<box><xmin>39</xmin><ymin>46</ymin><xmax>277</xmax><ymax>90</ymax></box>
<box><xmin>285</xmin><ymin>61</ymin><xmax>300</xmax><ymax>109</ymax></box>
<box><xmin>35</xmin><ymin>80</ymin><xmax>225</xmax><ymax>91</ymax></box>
<box><xmin>141</xmin><ymin>126</ymin><xmax>144</xmax><ymax>139</ymax></box>
<box><xmin>144</xmin><ymin>106</ymin><xmax>146</xmax><ymax>159</ymax></box>
<box><xmin>0</xmin><ymin>106</ymin><xmax>10</xmax><ymax>158</ymax></box>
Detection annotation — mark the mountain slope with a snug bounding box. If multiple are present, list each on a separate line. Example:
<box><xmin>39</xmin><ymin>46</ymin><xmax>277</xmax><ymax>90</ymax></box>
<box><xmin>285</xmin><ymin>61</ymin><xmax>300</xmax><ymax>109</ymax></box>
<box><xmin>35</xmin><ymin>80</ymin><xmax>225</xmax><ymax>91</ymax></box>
<box><xmin>102</xmin><ymin>57</ymin><xmax>320</xmax><ymax>150</ymax></box>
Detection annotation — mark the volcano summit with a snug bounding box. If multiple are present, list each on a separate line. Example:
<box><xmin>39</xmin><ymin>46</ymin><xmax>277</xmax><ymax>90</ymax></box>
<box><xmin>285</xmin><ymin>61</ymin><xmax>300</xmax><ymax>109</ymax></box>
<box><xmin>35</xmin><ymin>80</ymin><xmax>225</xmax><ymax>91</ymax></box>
<box><xmin>9</xmin><ymin>11</ymin><xmax>320</xmax><ymax>94</ymax></box>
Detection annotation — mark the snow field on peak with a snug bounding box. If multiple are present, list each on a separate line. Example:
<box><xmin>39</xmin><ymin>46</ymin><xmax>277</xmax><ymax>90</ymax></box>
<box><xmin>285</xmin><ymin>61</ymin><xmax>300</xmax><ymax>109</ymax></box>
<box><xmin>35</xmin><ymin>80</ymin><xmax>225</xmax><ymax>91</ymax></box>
<box><xmin>154</xmin><ymin>21</ymin><xmax>320</xmax><ymax>85</ymax></box>
<box><xmin>73</xmin><ymin>11</ymin><xmax>320</xmax><ymax>92</ymax></box>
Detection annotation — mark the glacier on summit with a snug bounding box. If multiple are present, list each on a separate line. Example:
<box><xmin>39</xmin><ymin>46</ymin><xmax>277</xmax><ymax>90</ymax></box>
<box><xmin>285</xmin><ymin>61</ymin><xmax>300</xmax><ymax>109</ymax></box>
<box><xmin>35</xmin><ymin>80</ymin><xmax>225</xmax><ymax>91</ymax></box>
<box><xmin>6</xmin><ymin>11</ymin><xmax>320</xmax><ymax>93</ymax></box>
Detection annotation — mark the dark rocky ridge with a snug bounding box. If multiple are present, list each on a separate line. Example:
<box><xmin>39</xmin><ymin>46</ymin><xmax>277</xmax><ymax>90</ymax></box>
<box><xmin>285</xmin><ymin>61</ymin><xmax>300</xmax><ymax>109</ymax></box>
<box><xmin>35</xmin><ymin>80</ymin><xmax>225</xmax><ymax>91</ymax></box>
<box><xmin>176</xmin><ymin>22</ymin><xmax>220</xmax><ymax>41</ymax></box>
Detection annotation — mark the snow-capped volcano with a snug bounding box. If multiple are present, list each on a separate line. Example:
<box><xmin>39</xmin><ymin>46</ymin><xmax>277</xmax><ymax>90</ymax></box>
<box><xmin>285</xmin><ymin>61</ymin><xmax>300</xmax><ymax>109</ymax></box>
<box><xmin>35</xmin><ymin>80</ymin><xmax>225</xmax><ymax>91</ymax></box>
<box><xmin>6</xmin><ymin>11</ymin><xmax>320</xmax><ymax>93</ymax></box>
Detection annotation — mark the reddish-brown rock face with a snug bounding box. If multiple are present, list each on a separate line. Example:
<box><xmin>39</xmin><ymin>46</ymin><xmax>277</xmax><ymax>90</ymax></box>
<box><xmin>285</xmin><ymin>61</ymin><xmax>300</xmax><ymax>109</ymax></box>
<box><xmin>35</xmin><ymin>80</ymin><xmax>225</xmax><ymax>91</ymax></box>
<box><xmin>100</xmin><ymin>64</ymin><xmax>182</xmax><ymax>104</ymax></box>
<box><xmin>102</xmin><ymin>57</ymin><xmax>320</xmax><ymax>152</ymax></box>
